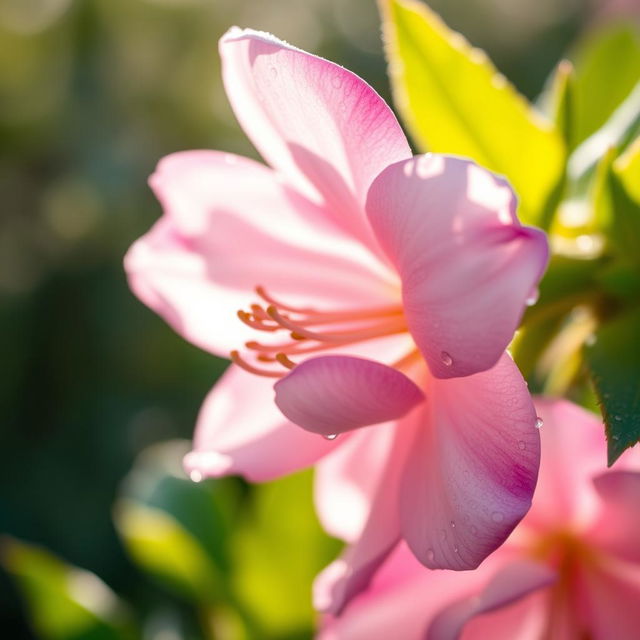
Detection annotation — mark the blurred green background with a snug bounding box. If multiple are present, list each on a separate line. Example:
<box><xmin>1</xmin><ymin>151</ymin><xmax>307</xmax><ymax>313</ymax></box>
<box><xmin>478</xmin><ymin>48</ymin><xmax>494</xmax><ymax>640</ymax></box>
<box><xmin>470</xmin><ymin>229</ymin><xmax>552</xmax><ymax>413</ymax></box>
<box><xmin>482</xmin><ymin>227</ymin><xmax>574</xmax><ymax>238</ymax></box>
<box><xmin>1</xmin><ymin>0</ymin><xmax>638</xmax><ymax>638</ymax></box>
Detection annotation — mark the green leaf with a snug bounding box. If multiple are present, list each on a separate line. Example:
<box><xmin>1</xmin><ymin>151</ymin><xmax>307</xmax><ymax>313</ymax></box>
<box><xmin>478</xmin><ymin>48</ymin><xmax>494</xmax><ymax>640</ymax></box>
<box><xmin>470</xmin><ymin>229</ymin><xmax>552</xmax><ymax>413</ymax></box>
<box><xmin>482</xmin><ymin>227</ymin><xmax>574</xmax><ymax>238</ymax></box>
<box><xmin>615</xmin><ymin>135</ymin><xmax>640</xmax><ymax>203</ymax></box>
<box><xmin>381</xmin><ymin>0</ymin><xmax>564</xmax><ymax>225</ymax></box>
<box><xmin>113</xmin><ymin>440</ymin><xmax>235</xmax><ymax>604</ymax></box>
<box><xmin>586</xmin><ymin>308</ymin><xmax>640</xmax><ymax>465</ymax></box>
<box><xmin>114</xmin><ymin>499</ymin><xmax>220</xmax><ymax>602</ymax></box>
<box><xmin>2</xmin><ymin>538</ymin><xmax>136</xmax><ymax>640</ymax></box>
<box><xmin>591</xmin><ymin>145</ymin><xmax>640</xmax><ymax>265</ymax></box>
<box><xmin>571</xmin><ymin>23</ymin><xmax>640</xmax><ymax>149</ymax></box>
<box><xmin>569</xmin><ymin>80</ymin><xmax>640</xmax><ymax>183</ymax></box>
<box><xmin>231</xmin><ymin>471</ymin><xmax>341</xmax><ymax>638</ymax></box>
<box><xmin>544</xmin><ymin>60</ymin><xmax>576</xmax><ymax>149</ymax></box>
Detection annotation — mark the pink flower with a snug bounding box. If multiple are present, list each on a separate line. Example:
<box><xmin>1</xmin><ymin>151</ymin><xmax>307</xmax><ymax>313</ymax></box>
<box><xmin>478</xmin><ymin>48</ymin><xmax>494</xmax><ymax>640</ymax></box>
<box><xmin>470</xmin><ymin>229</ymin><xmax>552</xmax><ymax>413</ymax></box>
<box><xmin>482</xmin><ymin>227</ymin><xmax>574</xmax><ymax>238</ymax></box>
<box><xmin>320</xmin><ymin>399</ymin><xmax>640</xmax><ymax>640</ymax></box>
<box><xmin>125</xmin><ymin>28</ymin><xmax>548</xmax><ymax>609</ymax></box>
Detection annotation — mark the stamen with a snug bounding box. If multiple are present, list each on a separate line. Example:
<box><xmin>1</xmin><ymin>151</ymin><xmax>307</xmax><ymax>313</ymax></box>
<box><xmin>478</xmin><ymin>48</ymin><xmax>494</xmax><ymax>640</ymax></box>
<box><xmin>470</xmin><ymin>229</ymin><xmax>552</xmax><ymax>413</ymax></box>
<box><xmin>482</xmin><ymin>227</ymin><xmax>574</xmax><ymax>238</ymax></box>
<box><xmin>230</xmin><ymin>350</ymin><xmax>285</xmax><ymax>378</ymax></box>
<box><xmin>275</xmin><ymin>353</ymin><xmax>296</xmax><ymax>369</ymax></box>
<box><xmin>256</xmin><ymin>285</ymin><xmax>316</xmax><ymax>314</ymax></box>
<box><xmin>256</xmin><ymin>285</ymin><xmax>403</xmax><ymax>324</ymax></box>
<box><xmin>233</xmin><ymin>287</ymin><xmax>408</xmax><ymax>379</ymax></box>
<box><xmin>237</xmin><ymin>310</ymin><xmax>279</xmax><ymax>332</ymax></box>
<box><xmin>267</xmin><ymin>306</ymin><xmax>406</xmax><ymax>343</ymax></box>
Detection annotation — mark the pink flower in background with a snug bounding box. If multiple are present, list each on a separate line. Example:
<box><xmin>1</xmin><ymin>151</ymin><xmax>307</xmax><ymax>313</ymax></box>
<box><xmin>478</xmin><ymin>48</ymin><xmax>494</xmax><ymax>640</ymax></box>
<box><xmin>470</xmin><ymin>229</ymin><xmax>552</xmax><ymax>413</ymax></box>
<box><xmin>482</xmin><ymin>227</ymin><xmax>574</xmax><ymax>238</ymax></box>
<box><xmin>320</xmin><ymin>399</ymin><xmax>640</xmax><ymax>640</ymax></box>
<box><xmin>125</xmin><ymin>28</ymin><xmax>548</xmax><ymax>610</ymax></box>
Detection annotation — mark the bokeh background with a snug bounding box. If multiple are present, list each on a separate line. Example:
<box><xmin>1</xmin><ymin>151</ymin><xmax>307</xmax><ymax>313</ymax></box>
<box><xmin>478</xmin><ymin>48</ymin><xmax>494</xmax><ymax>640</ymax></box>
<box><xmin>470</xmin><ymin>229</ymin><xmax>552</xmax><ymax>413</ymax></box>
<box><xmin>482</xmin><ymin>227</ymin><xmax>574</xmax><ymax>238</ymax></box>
<box><xmin>1</xmin><ymin>0</ymin><xmax>639</xmax><ymax>638</ymax></box>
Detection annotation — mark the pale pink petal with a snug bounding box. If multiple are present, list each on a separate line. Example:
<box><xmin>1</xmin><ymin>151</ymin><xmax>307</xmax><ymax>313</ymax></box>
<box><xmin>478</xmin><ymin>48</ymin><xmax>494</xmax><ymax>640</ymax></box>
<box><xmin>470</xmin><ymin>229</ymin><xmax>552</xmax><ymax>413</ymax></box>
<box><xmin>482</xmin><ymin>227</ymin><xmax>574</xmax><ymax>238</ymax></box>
<box><xmin>125</xmin><ymin>151</ymin><xmax>397</xmax><ymax>357</ymax></box>
<box><xmin>574</xmin><ymin>558</ymin><xmax>640</xmax><ymax>640</ymax></box>
<box><xmin>427</xmin><ymin>560</ymin><xmax>556</xmax><ymax>640</ymax></box>
<box><xmin>588</xmin><ymin>471</ymin><xmax>640</xmax><ymax>563</ymax></box>
<box><xmin>524</xmin><ymin>399</ymin><xmax>625</xmax><ymax>532</ymax></box>
<box><xmin>220</xmin><ymin>28</ymin><xmax>411</xmax><ymax>250</ymax></box>
<box><xmin>183</xmin><ymin>365</ymin><xmax>343</xmax><ymax>482</ymax></box>
<box><xmin>319</xmin><ymin>543</ymin><xmax>540</xmax><ymax>640</ymax></box>
<box><xmin>314</xmin><ymin>423</ymin><xmax>399</xmax><ymax>542</ymax></box>
<box><xmin>314</xmin><ymin>420</ymin><xmax>417</xmax><ymax>615</ymax></box>
<box><xmin>400</xmin><ymin>354</ymin><xmax>539</xmax><ymax>570</ymax></box>
<box><xmin>461</xmin><ymin>590</ymin><xmax>549</xmax><ymax>640</ymax></box>
<box><xmin>366</xmin><ymin>155</ymin><xmax>548</xmax><ymax>378</ymax></box>
<box><xmin>319</xmin><ymin>543</ymin><xmax>510</xmax><ymax>640</ymax></box>
<box><xmin>274</xmin><ymin>356</ymin><xmax>424</xmax><ymax>436</ymax></box>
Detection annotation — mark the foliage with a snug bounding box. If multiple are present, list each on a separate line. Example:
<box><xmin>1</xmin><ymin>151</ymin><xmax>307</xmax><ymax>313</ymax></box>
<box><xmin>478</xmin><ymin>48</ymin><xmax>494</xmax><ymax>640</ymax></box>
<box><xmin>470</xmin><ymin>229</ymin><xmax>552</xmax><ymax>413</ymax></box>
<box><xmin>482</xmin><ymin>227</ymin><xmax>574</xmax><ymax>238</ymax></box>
<box><xmin>3</xmin><ymin>0</ymin><xmax>640</xmax><ymax>638</ymax></box>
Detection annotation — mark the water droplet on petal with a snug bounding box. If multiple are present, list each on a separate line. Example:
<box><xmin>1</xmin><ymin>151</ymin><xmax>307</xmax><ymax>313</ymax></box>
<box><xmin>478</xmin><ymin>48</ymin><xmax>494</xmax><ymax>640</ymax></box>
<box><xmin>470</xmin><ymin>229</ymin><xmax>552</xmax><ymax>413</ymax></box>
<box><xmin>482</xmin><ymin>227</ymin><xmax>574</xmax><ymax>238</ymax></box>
<box><xmin>454</xmin><ymin>546</ymin><xmax>459</xmax><ymax>553</ymax></box>
<box><xmin>518</xmin><ymin>440</ymin><xmax>526</xmax><ymax>450</ymax></box>
<box><xmin>450</xmin><ymin>520</ymin><xmax>456</xmax><ymax>528</ymax></box>
<box><xmin>269</xmin><ymin>66</ymin><xmax>278</xmax><ymax>79</ymax></box>
<box><xmin>426</xmin><ymin>548</ymin><xmax>435</xmax><ymax>563</ymax></box>
<box><xmin>526</xmin><ymin>289</ymin><xmax>539</xmax><ymax>306</ymax></box>
<box><xmin>535</xmin><ymin>417</ymin><xmax>544</xmax><ymax>429</ymax></box>
<box><xmin>491</xmin><ymin>511</ymin><xmax>504</xmax><ymax>523</ymax></box>
<box><xmin>324</xmin><ymin>433</ymin><xmax>338</xmax><ymax>441</ymax></box>
<box><xmin>440</xmin><ymin>351</ymin><xmax>453</xmax><ymax>366</ymax></box>
<box><xmin>189</xmin><ymin>470</ymin><xmax>203</xmax><ymax>483</ymax></box>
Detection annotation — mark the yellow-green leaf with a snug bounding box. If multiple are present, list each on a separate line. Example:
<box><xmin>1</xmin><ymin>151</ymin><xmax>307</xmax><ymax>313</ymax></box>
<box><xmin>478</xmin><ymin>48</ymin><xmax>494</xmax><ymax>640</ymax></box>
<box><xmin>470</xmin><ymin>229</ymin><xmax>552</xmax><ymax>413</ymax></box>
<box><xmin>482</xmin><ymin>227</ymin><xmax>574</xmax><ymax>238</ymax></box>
<box><xmin>2</xmin><ymin>538</ymin><xmax>136</xmax><ymax>640</ymax></box>
<box><xmin>381</xmin><ymin>0</ymin><xmax>564</xmax><ymax>225</ymax></box>
<box><xmin>615</xmin><ymin>135</ymin><xmax>640</xmax><ymax>203</ymax></box>
<box><xmin>571</xmin><ymin>23</ymin><xmax>640</xmax><ymax>149</ymax></box>
<box><xmin>113</xmin><ymin>499</ymin><xmax>219</xmax><ymax>602</ymax></box>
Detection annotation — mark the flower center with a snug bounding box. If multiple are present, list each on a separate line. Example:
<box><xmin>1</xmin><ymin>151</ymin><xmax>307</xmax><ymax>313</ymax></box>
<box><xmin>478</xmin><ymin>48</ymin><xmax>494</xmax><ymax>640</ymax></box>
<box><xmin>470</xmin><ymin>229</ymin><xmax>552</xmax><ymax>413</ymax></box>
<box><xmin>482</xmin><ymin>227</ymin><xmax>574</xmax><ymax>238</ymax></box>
<box><xmin>231</xmin><ymin>286</ymin><xmax>408</xmax><ymax>378</ymax></box>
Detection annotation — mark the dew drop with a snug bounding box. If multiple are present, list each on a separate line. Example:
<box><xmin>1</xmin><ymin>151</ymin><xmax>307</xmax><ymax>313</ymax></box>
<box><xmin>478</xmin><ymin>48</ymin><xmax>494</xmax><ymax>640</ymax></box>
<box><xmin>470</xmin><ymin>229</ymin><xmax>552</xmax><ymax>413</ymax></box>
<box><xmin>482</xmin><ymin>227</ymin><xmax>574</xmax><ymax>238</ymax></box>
<box><xmin>450</xmin><ymin>520</ymin><xmax>456</xmax><ymax>528</ymax></box>
<box><xmin>614</xmin><ymin>415</ymin><xmax>622</xmax><ymax>422</ymax></box>
<box><xmin>535</xmin><ymin>417</ymin><xmax>544</xmax><ymax>429</ymax></box>
<box><xmin>269</xmin><ymin>66</ymin><xmax>278</xmax><ymax>79</ymax></box>
<box><xmin>426</xmin><ymin>548</ymin><xmax>435</xmax><ymax>563</ymax></box>
<box><xmin>525</xmin><ymin>289</ymin><xmax>539</xmax><ymax>306</ymax></box>
<box><xmin>324</xmin><ymin>433</ymin><xmax>338</xmax><ymax>441</ymax></box>
<box><xmin>189</xmin><ymin>469</ymin><xmax>203</xmax><ymax>483</ymax></box>
<box><xmin>440</xmin><ymin>351</ymin><xmax>453</xmax><ymax>366</ymax></box>
<box><xmin>518</xmin><ymin>440</ymin><xmax>526</xmax><ymax>450</ymax></box>
<box><xmin>491</xmin><ymin>511</ymin><xmax>504</xmax><ymax>523</ymax></box>
<box><xmin>454</xmin><ymin>546</ymin><xmax>459</xmax><ymax>554</ymax></box>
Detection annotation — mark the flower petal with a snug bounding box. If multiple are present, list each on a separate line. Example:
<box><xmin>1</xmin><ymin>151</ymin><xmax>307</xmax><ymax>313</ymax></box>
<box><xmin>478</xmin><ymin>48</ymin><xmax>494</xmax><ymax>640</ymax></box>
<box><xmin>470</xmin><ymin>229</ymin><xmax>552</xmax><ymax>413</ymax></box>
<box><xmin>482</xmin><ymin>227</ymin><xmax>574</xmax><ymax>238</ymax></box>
<box><xmin>220</xmin><ymin>28</ymin><xmax>411</xmax><ymax>249</ymax></box>
<box><xmin>125</xmin><ymin>151</ymin><xmax>396</xmax><ymax>356</ymax></box>
<box><xmin>524</xmin><ymin>399</ymin><xmax>640</xmax><ymax>533</ymax></box>
<box><xmin>274</xmin><ymin>356</ymin><xmax>425</xmax><ymax>436</ymax></box>
<box><xmin>575</xmin><ymin>558</ymin><xmax>640</xmax><ymax>640</ymax></box>
<box><xmin>318</xmin><ymin>543</ymin><xmax>491</xmax><ymax>640</ymax></box>
<box><xmin>400</xmin><ymin>354</ymin><xmax>539</xmax><ymax>570</ymax></box>
<box><xmin>314</xmin><ymin>420</ymin><xmax>417</xmax><ymax>615</ymax></box>
<box><xmin>314</xmin><ymin>423</ymin><xmax>398</xmax><ymax>543</ymax></box>
<box><xmin>589</xmin><ymin>471</ymin><xmax>640</xmax><ymax>564</ymax></box>
<box><xmin>366</xmin><ymin>155</ymin><xmax>548</xmax><ymax>378</ymax></box>
<box><xmin>427</xmin><ymin>560</ymin><xmax>556</xmax><ymax>640</ymax></box>
<box><xmin>183</xmin><ymin>365</ymin><xmax>342</xmax><ymax>482</ymax></box>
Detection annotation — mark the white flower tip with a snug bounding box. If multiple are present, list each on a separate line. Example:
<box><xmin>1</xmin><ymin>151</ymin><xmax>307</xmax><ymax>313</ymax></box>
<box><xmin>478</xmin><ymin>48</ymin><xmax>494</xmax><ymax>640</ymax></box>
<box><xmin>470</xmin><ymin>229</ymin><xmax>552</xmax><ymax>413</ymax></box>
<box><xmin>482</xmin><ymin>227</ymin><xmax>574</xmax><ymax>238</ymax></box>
<box><xmin>183</xmin><ymin>449</ymin><xmax>232</xmax><ymax>478</ymax></box>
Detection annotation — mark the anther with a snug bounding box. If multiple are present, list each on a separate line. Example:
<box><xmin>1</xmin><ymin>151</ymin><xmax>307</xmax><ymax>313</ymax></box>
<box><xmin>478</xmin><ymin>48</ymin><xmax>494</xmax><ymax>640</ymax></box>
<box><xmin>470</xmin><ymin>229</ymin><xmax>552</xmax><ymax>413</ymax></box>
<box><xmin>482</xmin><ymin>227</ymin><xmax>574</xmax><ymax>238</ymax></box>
<box><xmin>275</xmin><ymin>353</ymin><xmax>296</xmax><ymax>369</ymax></box>
<box><xmin>230</xmin><ymin>350</ymin><xmax>285</xmax><ymax>378</ymax></box>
